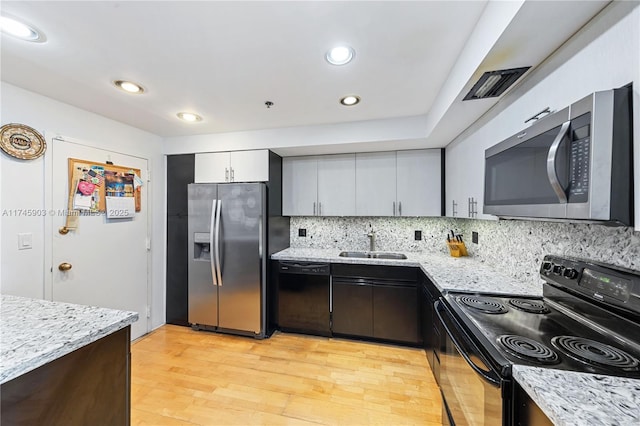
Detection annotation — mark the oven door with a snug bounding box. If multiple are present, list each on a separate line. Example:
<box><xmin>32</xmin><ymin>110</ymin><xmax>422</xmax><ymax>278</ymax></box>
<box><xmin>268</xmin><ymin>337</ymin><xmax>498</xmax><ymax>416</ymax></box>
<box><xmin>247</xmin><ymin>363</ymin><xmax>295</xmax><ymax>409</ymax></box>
<box><xmin>435</xmin><ymin>300</ymin><xmax>504</xmax><ymax>426</ymax></box>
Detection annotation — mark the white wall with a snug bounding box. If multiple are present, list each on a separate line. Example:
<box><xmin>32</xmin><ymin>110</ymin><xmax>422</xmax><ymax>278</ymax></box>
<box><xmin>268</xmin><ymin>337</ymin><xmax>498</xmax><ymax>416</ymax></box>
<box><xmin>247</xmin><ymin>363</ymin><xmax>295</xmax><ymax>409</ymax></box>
<box><xmin>446</xmin><ymin>1</ymin><xmax>639</xmax><ymax>229</ymax></box>
<box><xmin>0</xmin><ymin>82</ymin><xmax>166</xmax><ymax>329</ymax></box>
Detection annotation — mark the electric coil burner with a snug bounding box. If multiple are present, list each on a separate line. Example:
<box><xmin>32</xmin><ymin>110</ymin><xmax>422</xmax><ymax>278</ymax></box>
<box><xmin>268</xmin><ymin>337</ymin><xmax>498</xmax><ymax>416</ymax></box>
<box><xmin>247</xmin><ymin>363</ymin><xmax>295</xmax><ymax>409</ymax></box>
<box><xmin>551</xmin><ymin>336</ymin><xmax>640</xmax><ymax>372</ymax></box>
<box><xmin>508</xmin><ymin>299</ymin><xmax>549</xmax><ymax>314</ymax></box>
<box><xmin>498</xmin><ymin>335</ymin><xmax>559</xmax><ymax>365</ymax></box>
<box><xmin>457</xmin><ymin>295</ymin><xmax>508</xmax><ymax>314</ymax></box>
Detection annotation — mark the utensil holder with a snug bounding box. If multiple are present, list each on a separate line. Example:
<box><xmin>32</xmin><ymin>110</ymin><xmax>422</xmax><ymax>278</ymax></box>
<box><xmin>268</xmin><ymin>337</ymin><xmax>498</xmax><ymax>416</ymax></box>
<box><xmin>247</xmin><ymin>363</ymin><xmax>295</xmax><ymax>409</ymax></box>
<box><xmin>447</xmin><ymin>241</ymin><xmax>468</xmax><ymax>257</ymax></box>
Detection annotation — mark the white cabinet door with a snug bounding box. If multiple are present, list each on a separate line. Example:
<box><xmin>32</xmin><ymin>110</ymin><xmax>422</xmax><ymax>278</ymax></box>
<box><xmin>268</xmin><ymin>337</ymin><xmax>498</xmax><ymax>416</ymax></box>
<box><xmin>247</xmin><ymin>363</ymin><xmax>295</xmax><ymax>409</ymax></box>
<box><xmin>397</xmin><ymin>149</ymin><xmax>442</xmax><ymax>216</ymax></box>
<box><xmin>282</xmin><ymin>156</ymin><xmax>318</xmax><ymax>216</ymax></box>
<box><xmin>230</xmin><ymin>150</ymin><xmax>269</xmax><ymax>182</ymax></box>
<box><xmin>194</xmin><ymin>152</ymin><xmax>230</xmax><ymax>183</ymax></box>
<box><xmin>317</xmin><ymin>154</ymin><xmax>356</xmax><ymax>216</ymax></box>
<box><xmin>356</xmin><ymin>152</ymin><xmax>397</xmax><ymax>216</ymax></box>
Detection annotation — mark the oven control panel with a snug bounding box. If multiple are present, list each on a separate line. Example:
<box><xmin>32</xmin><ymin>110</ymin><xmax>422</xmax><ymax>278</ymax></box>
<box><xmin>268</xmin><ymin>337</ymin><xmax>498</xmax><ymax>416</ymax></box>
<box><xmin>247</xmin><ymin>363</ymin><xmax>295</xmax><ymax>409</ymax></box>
<box><xmin>541</xmin><ymin>255</ymin><xmax>639</xmax><ymax>311</ymax></box>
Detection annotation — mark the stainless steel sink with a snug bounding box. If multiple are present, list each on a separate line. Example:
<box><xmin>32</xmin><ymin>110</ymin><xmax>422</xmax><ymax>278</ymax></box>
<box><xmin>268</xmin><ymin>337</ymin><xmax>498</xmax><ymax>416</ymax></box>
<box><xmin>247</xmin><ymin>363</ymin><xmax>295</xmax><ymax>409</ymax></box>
<box><xmin>338</xmin><ymin>251</ymin><xmax>407</xmax><ymax>260</ymax></box>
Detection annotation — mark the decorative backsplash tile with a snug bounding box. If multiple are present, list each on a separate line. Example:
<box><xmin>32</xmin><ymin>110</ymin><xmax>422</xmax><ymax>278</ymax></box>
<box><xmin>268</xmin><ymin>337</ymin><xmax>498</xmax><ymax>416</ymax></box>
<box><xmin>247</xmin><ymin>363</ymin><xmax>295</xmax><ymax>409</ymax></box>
<box><xmin>290</xmin><ymin>217</ymin><xmax>640</xmax><ymax>286</ymax></box>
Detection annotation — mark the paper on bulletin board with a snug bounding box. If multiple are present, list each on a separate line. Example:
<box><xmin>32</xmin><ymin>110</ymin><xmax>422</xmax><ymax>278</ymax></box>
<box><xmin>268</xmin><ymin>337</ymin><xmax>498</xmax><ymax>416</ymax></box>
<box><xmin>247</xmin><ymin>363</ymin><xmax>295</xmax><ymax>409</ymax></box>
<box><xmin>105</xmin><ymin>196</ymin><xmax>135</xmax><ymax>219</ymax></box>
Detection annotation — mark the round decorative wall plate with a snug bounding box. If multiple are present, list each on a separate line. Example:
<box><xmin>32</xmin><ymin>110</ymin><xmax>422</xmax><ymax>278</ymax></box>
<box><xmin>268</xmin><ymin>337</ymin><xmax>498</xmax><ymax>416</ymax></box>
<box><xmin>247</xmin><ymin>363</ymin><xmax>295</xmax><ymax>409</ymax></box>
<box><xmin>0</xmin><ymin>123</ymin><xmax>46</xmax><ymax>160</ymax></box>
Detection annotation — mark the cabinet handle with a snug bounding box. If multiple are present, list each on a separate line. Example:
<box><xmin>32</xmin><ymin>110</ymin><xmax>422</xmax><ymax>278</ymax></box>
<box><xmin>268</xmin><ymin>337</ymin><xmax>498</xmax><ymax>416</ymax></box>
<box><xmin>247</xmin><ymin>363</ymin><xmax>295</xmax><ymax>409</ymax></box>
<box><xmin>313</xmin><ymin>202</ymin><xmax>316</xmax><ymax>216</ymax></box>
<box><xmin>319</xmin><ymin>202</ymin><xmax>322</xmax><ymax>216</ymax></box>
<box><xmin>230</xmin><ymin>167</ymin><xmax>235</xmax><ymax>182</ymax></box>
<box><xmin>393</xmin><ymin>202</ymin><xmax>396</xmax><ymax>216</ymax></box>
<box><xmin>225</xmin><ymin>168</ymin><xmax>229</xmax><ymax>182</ymax></box>
<box><xmin>452</xmin><ymin>200</ymin><xmax>458</xmax><ymax>217</ymax></box>
<box><xmin>399</xmin><ymin>201</ymin><xmax>402</xmax><ymax>216</ymax></box>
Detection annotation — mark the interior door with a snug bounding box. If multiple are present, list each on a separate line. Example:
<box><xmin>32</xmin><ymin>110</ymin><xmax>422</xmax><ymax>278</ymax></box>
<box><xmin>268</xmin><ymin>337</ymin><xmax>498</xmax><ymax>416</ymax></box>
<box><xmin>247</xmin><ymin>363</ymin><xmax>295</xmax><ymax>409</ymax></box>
<box><xmin>51</xmin><ymin>139</ymin><xmax>149</xmax><ymax>339</ymax></box>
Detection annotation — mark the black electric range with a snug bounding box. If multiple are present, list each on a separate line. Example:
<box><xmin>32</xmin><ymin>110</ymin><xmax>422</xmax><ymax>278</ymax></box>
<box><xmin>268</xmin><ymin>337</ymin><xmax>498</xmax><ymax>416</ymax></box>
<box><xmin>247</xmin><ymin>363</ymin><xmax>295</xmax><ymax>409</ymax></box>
<box><xmin>437</xmin><ymin>255</ymin><xmax>640</xmax><ymax>425</ymax></box>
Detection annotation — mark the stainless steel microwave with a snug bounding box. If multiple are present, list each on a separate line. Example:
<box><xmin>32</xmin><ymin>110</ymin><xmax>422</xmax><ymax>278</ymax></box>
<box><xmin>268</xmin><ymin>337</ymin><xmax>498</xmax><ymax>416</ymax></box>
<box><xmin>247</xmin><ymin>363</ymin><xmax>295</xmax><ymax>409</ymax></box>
<box><xmin>484</xmin><ymin>85</ymin><xmax>633</xmax><ymax>225</ymax></box>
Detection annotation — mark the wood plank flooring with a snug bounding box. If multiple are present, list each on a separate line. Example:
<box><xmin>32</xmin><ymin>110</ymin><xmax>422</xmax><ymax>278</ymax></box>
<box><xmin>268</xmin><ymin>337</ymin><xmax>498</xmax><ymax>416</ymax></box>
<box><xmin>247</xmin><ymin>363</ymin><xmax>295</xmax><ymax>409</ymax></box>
<box><xmin>131</xmin><ymin>325</ymin><xmax>442</xmax><ymax>425</ymax></box>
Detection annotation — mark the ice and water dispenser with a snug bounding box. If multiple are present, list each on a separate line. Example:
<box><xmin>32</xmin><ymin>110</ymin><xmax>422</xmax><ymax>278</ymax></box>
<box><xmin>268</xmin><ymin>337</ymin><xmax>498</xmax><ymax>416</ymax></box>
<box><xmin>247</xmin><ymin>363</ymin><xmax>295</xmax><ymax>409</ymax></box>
<box><xmin>193</xmin><ymin>232</ymin><xmax>211</xmax><ymax>261</ymax></box>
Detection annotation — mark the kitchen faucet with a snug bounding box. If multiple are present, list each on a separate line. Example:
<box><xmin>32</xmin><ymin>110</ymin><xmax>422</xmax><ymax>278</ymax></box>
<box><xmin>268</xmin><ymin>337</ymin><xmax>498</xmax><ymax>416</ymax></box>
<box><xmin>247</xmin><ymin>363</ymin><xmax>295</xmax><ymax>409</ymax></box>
<box><xmin>365</xmin><ymin>228</ymin><xmax>376</xmax><ymax>252</ymax></box>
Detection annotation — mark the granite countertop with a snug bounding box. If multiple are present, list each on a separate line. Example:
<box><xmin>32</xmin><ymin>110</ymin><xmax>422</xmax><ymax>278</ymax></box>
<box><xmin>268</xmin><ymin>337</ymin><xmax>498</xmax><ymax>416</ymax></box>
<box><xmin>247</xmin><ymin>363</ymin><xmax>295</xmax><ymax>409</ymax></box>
<box><xmin>513</xmin><ymin>366</ymin><xmax>640</xmax><ymax>426</ymax></box>
<box><xmin>0</xmin><ymin>295</ymin><xmax>138</xmax><ymax>385</ymax></box>
<box><xmin>272</xmin><ymin>247</ymin><xmax>542</xmax><ymax>296</ymax></box>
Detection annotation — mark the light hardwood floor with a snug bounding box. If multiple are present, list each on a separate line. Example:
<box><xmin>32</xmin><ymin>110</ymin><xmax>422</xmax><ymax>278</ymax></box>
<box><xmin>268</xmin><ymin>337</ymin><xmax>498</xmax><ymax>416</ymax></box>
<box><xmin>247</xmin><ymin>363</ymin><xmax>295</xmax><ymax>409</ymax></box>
<box><xmin>131</xmin><ymin>325</ymin><xmax>442</xmax><ymax>425</ymax></box>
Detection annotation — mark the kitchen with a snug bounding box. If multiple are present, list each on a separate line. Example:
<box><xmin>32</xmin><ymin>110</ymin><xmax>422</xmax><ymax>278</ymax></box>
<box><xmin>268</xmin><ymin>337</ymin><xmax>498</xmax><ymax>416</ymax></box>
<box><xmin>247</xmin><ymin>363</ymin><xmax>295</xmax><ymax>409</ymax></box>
<box><xmin>1</xmin><ymin>1</ymin><xmax>639</xmax><ymax>425</ymax></box>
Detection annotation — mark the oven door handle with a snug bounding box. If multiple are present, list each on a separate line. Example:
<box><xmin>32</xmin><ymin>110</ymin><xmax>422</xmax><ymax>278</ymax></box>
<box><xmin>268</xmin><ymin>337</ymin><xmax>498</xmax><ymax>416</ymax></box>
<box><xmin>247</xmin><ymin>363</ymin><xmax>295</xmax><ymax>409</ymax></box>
<box><xmin>435</xmin><ymin>300</ymin><xmax>501</xmax><ymax>386</ymax></box>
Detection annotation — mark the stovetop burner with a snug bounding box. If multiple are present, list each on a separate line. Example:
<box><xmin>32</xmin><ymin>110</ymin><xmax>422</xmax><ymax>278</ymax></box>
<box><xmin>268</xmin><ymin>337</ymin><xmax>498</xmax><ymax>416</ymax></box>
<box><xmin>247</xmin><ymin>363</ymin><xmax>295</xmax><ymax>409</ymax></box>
<box><xmin>457</xmin><ymin>296</ymin><xmax>508</xmax><ymax>314</ymax></box>
<box><xmin>498</xmin><ymin>335</ymin><xmax>559</xmax><ymax>365</ymax></box>
<box><xmin>508</xmin><ymin>299</ymin><xmax>549</xmax><ymax>314</ymax></box>
<box><xmin>551</xmin><ymin>336</ymin><xmax>640</xmax><ymax>371</ymax></box>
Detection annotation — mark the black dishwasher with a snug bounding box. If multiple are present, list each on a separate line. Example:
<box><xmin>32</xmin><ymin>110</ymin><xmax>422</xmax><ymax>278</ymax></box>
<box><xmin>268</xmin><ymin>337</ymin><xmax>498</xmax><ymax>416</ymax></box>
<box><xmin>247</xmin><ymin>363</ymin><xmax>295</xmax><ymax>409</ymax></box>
<box><xmin>278</xmin><ymin>261</ymin><xmax>331</xmax><ymax>336</ymax></box>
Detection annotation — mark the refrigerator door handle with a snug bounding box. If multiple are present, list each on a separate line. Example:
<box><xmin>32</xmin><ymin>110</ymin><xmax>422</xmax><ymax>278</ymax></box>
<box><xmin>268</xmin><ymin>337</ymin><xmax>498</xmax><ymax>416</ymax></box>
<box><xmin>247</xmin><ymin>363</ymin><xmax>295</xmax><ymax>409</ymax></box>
<box><xmin>210</xmin><ymin>200</ymin><xmax>218</xmax><ymax>286</ymax></box>
<box><xmin>214</xmin><ymin>198</ymin><xmax>223</xmax><ymax>286</ymax></box>
<box><xmin>258</xmin><ymin>215</ymin><xmax>263</xmax><ymax>259</ymax></box>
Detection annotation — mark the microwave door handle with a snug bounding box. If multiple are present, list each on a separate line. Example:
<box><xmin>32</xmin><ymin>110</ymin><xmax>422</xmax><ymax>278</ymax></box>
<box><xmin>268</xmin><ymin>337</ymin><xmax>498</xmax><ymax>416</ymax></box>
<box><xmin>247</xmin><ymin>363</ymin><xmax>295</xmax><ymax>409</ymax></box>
<box><xmin>546</xmin><ymin>120</ymin><xmax>571</xmax><ymax>204</ymax></box>
<box><xmin>434</xmin><ymin>300</ymin><xmax>501</xmax><ymax>386</ymax></box>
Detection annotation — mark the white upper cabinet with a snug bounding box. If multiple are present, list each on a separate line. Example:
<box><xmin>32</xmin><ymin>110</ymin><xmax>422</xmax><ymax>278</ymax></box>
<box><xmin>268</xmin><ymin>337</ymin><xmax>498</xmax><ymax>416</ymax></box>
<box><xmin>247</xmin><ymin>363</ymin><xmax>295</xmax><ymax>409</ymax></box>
<box><xmin>317</xmin><ymin>154</ymin><xmax>356</xmax><ymax>216</ymax></box>
<box><xmin>229</xmin><ymin>150</ymin><xmax>269</xmax><ymax>182</ymax></box>
<box><xmin>396</xmin><ymin>149</ymin><xmax>441</xmax><ymax>217</ymax></box>
<box><xmin>356</xmin><ymin>152</ymin><xmax>397</xmax><ymax>216</ymax></box>
<box><xmin>446</xmin><ymin>140</ymin><xmax>487</xmax><ymax>219</ymax></box>
<box><xmin>282</xmin><ymin>149</ymin><xmax>443</xmax><ymax>217</ymax></box>
<box><xmin>194</xmin><ymin>152</ymin><xmax>230</xmax><ymax>183</ymax></box>
<box><xmin>282</xmin><ymin>156</ymin><xmax>318</xmax><ymax>216</ymax></box>
<box><xmin>194</xmin><ymin>150</ymin><xmax>269</xmax><ymax>183</ymax></box>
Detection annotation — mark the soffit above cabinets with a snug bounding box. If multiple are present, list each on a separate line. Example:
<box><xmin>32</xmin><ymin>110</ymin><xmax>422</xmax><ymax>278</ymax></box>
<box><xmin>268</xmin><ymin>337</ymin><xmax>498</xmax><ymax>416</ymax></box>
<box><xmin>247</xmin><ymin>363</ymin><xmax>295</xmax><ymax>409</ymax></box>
<box><xmin>1</xmin><ymin>1</ymin><xmax>611</xmax><ymax>152</ymax></box>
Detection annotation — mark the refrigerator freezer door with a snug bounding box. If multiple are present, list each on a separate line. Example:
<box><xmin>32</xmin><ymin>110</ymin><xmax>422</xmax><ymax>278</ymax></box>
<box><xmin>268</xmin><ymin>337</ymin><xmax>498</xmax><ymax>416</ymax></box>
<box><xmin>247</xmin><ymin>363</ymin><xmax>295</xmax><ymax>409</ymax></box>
<box><xmin>217</xmin><ymin>183</ymin><xmax>266</xmax><ymax>335</ymax></box>
<box><xmin>188</xmin><ymin>183</ymin><xmax>218</xmax><ymax>327</ymax></box>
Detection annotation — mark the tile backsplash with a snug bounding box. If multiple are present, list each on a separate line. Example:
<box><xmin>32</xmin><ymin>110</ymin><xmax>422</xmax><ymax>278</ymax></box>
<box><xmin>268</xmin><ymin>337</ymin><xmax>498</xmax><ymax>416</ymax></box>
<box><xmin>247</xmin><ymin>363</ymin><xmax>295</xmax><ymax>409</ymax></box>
<box><xmin>290</xmin><ymin>217</ymin><xmax>640</xmax><ymax>286</ymax></box>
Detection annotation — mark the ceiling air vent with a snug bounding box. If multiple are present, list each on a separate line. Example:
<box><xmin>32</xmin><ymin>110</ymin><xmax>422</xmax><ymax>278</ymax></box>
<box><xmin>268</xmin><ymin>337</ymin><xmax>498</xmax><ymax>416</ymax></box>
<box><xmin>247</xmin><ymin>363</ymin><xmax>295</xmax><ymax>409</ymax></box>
<box><xmin>463</xmin><ymin>67</ymin><xmax>531</xmax><ymax>101</ymax></box>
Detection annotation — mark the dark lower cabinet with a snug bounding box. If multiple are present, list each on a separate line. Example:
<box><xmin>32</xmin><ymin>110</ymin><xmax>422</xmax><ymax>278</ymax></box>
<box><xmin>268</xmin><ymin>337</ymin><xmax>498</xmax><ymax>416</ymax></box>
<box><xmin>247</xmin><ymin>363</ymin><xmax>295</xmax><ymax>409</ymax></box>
<box><xmin>373</xmin><ymin>284</ymin><xmax>418</xmax><ymax>343</ymax></box>
<box><xmin>420</xmin><ymin>271</ymin><xmax>442</xmax><ymax>384</ymax></box>
<box><xmin>1</xmin><ymin>327</ymin><xmax>131</xmax><ymax>426</ymax></box>
<box><xmin>513</xmin><ymin>381</ymin><xmax>553</xmax><ymax>426</ymax></box>
<box><xmin>331</xmin><ymin>264</ymin><xmax>420</xmax><ymax>345</ymax></box>
<box><xmin>332</xmin><ymin>280</ymin><xmax>373</xmax><ymax>337</ymax></box>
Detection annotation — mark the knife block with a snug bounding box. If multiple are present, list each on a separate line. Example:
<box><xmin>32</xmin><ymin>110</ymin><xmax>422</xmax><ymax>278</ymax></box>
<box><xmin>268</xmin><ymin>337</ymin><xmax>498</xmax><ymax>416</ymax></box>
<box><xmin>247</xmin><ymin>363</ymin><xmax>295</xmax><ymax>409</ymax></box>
<box><xmin>447</xmin><ymin>241</ymin><xmax>468</xmax><ymax>257</ymax></box>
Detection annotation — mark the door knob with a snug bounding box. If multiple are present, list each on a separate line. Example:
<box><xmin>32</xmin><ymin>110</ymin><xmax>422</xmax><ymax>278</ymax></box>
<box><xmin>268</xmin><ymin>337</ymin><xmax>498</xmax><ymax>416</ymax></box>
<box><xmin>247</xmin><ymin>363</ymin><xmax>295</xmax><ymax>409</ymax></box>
<box><xmin>58</xmin><ymin>262</ymin><xmax>72</xmax><ymax>271</ymax></box>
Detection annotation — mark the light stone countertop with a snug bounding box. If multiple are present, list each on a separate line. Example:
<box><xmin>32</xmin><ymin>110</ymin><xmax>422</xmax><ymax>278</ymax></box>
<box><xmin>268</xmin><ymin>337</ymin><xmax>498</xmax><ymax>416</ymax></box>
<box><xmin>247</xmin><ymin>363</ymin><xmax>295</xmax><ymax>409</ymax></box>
<box><xmin>0</xmin><ymin>294</ymin><xmax>138</xmax><ymax>384</ymax></box>
<box><xmin>513</xmin><ymin>366</ymin><xmax>640</xmax><ymax>426</ymax></box>
<box><xmin>271</xmin><ymin>247</ymin><xmax>543</xmax><ymax>296</ymax></box>
<box><xmin>272</xmin><ymin>247</ymin><xmax>640</xmax><ymax>425</ymax></box>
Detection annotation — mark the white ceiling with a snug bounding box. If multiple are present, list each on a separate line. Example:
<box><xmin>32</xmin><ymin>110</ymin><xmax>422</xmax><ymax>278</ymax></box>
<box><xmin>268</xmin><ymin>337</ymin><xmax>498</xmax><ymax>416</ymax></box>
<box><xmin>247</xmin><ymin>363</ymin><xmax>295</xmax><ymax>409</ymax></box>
<box><xmin>1</xmin><ymin>1</ymin><xmax>611</xmax><ymax>152</ymax></box>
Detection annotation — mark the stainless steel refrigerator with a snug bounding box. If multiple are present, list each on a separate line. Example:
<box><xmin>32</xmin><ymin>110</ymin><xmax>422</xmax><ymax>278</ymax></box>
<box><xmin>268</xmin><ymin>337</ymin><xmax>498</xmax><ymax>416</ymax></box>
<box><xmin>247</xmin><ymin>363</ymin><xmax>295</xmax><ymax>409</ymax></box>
<box><xmin>188</xmin><ymin>183</ymin><xmax>272</xmax><ymax>338</ymax></box>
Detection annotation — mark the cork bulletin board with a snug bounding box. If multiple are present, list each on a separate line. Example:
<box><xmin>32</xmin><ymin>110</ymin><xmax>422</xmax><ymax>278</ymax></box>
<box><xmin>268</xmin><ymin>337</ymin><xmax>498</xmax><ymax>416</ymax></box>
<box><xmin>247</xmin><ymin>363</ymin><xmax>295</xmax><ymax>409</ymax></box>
<box><xmin>68</xmin><ymin>157</ymin><xmax>142</xmax><ymax>213</ymax></box>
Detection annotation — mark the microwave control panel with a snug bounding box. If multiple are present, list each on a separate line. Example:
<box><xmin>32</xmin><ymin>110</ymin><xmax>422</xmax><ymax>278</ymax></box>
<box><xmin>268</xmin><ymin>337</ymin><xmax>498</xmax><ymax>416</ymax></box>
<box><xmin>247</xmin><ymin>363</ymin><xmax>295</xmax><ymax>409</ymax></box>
<box><xmin>569</xmin><ymin>137</ymin><xmax>590</xmax><ymax>202</ymax></box>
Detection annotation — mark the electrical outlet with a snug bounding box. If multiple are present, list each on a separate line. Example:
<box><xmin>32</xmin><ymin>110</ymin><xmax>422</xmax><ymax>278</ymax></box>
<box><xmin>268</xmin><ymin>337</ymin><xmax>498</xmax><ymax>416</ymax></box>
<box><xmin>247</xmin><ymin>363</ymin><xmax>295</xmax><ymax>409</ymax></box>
<box><xmin>472</xmin><ymin>231</ymin><xmax>479</xmax><ymax>244</ymax></box>
<box><xmin>414</xmin><ymin>230</ymin><xmax>422</xmax><ymax>241</ymax></box>
<box><xmin>298</xmin><ymin>228</ymin><xmax>307</xmax><ymax>237</ymax></box>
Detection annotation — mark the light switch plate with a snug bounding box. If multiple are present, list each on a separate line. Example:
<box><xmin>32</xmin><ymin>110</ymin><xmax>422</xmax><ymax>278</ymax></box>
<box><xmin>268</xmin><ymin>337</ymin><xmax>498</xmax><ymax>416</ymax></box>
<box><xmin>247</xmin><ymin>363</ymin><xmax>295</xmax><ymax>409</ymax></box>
<box><xmin>18</xmin><ymin>233</ymin><xmax>33</xmax><ymax>250</ymax></box>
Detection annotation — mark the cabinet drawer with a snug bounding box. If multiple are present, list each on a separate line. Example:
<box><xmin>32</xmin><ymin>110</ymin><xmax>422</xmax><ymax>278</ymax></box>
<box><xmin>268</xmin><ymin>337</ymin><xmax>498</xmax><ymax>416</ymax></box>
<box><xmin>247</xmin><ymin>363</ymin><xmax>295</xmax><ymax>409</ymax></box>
<box><xmin>331</xmin><ymin>263</ymin><xmax>417</xmax><ymax>282</ymax></box>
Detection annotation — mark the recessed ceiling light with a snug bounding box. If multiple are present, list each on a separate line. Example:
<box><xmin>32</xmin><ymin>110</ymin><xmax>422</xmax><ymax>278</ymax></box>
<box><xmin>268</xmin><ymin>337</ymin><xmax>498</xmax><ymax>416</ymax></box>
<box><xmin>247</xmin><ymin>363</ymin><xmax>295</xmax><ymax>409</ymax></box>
<box><xmin>113</xmin><ymin>80</ymin><xmax>145</xmax><ymax>94</ymax></box>
<box><xmin>325</xmin><ymin>46</ymin><xmax>355</xmax><ymax>66</ymax></box>
<box><xmin>0</xmin><ymin>15</ymin><xmax>45</xmax><ymax>42</ymax></box>
<box><xmin>177</xmin><ymin>112</ymin><xmax>203</xmax><ymax>122</ymax></box>
<box><xmin>340</xmin><ymin>95</ymin><xmax>361</xmax><ymax>106</ymax></box>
